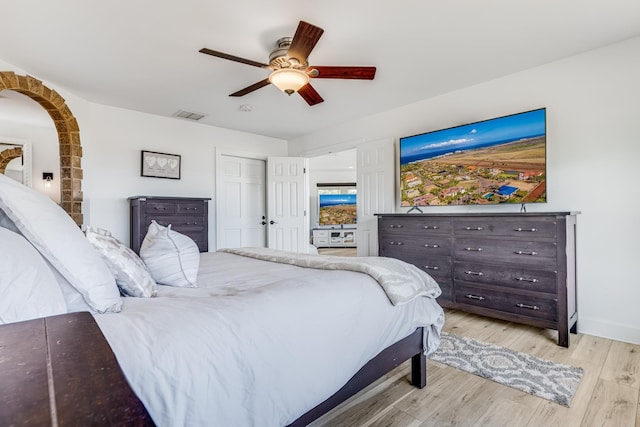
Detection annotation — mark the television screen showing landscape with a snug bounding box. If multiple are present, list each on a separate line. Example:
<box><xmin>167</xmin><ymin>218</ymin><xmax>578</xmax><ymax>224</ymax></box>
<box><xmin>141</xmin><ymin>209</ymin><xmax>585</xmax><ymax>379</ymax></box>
<box><xmin>319</xmin><ymin>194</ymin><xmax>357</xmax><ymax>225</ymax></box>
<box><xmin>400</xmin><ymin>108</ymin><xmax>546</xmax><ymax>206</ymax></box>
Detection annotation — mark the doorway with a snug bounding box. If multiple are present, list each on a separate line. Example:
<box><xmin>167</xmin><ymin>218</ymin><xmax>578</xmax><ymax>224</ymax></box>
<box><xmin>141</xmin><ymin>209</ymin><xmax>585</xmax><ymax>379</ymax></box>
<box><xmin>308</xmin><ymin>149</ymin><xmax>358</xmax><ymax>256</ymax></box>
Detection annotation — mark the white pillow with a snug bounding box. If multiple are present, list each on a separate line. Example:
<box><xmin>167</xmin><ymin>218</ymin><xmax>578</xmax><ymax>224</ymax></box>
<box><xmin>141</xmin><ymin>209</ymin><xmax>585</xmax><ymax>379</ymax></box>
<box><xmin>0</xmin><ymin>174</ymin><xmax>122</xmax><ymax>313</ymax></box>
<box><xmin>0</xmin><ymin>227</ymin><xmax>67</xmax><ymax>324</ymax></box>
<box><xmin>140</xmin><ymin>220</ymin><xmax>199</xmax><ymax>287</ymax></box>
<box><xmin>86</xmin><ymin>227</ymin><xmax>158</xmax><ymax>298</ymax></box>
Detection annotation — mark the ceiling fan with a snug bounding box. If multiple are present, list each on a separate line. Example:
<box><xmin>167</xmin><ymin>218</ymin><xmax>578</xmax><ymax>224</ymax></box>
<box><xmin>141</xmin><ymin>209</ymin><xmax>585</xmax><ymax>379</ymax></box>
<box><xmin>199</xmin><ymin>21</ymin><xmax>376</xmax><ymax>106</ymax></box>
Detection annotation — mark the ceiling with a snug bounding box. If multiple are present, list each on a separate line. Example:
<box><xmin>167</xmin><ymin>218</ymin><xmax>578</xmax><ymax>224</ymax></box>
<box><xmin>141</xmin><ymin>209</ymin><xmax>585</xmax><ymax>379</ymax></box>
<box><xmin>1</xmin><ymin>1</ymin><xmax>640</xmax><ymax>140</ymax></box>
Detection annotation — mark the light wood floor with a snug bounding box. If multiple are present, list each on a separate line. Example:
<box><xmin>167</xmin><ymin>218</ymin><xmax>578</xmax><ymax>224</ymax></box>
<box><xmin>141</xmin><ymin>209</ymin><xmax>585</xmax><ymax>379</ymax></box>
<box><xmin>317</xmin><ymin>247</ymin><xmax>358</xmax><ymax>257</ymax></box>
<box><xmin>310</xmin><ymin>309</ymin><xmax>640</xmax><ymax>427</ymax></box>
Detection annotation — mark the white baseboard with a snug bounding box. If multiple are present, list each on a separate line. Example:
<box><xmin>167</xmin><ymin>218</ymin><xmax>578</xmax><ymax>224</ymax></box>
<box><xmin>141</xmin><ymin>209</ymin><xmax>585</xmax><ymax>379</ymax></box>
<box><xmin>578</xmin><ymin>316</ymin><xmax>640</xmax><ymax>345</ymax></box>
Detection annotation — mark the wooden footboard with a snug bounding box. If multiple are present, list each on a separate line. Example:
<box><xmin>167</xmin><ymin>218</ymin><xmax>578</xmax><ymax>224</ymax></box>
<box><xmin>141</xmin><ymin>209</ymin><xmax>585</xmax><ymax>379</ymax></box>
<box><xmin>287</xmin><ymin>327</ymin><xmax>426</xmax><ymax>427</ymax></box>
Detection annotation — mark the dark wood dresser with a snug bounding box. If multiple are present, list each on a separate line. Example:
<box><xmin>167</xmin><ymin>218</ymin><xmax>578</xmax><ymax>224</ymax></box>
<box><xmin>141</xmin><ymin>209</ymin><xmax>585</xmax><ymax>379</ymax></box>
<box><xmin>0</xmin><ymin>312</ymin><xmax>154</xmax><ymax>426</ymax></box>
<box><xmin>377</xmin><ymin>212</ymin><xmax>578</xmax><ymax>347</ymax></box>
<box><xmin>129</xmin><ymin>196</ymin><xmax>210</xmax><ymax>254</ymax></box>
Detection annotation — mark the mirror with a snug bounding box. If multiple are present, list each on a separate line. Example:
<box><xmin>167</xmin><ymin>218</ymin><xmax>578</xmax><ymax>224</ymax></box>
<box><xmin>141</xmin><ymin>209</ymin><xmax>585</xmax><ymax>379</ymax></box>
<box><xmin>0</xmin><ymin>139</ymin><xmax>32</xmax><ymax>187</ymax></box>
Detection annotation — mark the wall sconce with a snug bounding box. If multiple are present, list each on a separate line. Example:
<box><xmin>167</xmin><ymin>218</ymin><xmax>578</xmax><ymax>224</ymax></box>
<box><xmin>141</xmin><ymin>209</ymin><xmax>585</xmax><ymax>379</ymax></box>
<box><xmin>43</xmin><ymin>172</ymin><xmax>53</xmax><ymax>188</ymax></box>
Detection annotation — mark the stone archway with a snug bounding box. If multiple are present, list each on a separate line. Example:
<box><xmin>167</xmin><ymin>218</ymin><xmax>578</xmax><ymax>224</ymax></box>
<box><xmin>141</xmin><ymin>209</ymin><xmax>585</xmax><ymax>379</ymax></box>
<box><xmin>0</xmin><ymin>71</ymin><xmax>83</xmax><ymax>225</ymax></box>
<box><xmin>0</xmin><ymin>146</ymin><xmax>23</xmax><ymax>174</ymax></box>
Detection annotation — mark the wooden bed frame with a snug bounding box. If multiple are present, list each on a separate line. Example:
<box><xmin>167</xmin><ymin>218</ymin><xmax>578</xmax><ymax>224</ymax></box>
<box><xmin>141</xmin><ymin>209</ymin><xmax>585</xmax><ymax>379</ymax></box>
<box><xmin>287</xmin><ymin>327</ymin><xmax>426</xmax><ymax>426</ymax></box>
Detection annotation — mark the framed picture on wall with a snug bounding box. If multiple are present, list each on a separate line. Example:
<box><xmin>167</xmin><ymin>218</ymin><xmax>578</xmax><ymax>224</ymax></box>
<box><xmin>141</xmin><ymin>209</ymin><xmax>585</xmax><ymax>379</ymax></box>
<box><xmin>141</xmin><ymin>150</ymin><xmax>181</xmax><ymax>179</ymax></box>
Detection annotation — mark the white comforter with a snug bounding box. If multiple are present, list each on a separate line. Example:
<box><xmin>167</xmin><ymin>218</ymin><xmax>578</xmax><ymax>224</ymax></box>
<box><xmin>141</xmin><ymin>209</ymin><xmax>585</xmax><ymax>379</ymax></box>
<box><xmin>94</xmin><ymin>251</ymin><xmax>445</xmax><ymax>427</ymax></box>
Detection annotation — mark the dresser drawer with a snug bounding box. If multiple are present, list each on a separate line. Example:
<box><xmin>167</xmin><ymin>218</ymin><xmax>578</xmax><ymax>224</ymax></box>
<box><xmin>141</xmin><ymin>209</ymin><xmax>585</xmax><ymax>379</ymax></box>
<box><xmin>455</xmin><ymin>238</ymin><xmax>557</xmax><ymax>267</ymax></box>
<box><xmin>145</xmin><ymin>216</ymin><xmax>206</xmax><ymax>232</ymax></box>
<box><xmin>454</xmin><ymin>219</ymin><xmax>557</xmax><ymax>239</ymax></box>
<box><xmin>454</xmin><ymin>261</ymin><xmax>557</xmax><ymax>293</ymax></box>
<box><xmin>380</xmin><ymin>236</ymin><xmax>451</xmax><ymax>257</ymax></box>
<box><xmin>455</xmin><ymin>284</ymin><xmax>557</xmax><ymax>321</ymax></box>
<box><xmin>176</xmin><ymin>201</ymin><xmax>206</xmax><ymax>215</ymax></box>
<box><xmin>145</xmin><ymin>200</ymin><xmax>177</xmax><ymax>214</ymax></box>
<box><xmin>379</xmin><ymin>217</ymin><xmax>451</xmax><ymax>235</ymax></box>
<box><xmin>393</xmin><ymin>254</ymin><xmax>452</xmax><ymax>279</ymax></box>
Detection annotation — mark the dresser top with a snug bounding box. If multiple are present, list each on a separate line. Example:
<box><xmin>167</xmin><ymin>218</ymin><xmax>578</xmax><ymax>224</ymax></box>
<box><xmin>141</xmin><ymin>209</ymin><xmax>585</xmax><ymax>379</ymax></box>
<box><xmin>128</xmin><ymin>195</ymin><xmax>211</xmax><ymax>201</ymax></box>
<box><xmin>375</xmin><ymin>211</ymin><xmax>579</xmax><ymax>217</ymax></box>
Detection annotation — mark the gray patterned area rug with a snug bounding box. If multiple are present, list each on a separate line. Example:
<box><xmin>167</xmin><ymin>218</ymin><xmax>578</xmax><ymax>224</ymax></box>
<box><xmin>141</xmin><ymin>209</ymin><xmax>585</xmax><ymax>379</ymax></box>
<box><xmin>430</xmin><ymin>332</ymin><xmax>584</xmax><ymax>406</ymax></box>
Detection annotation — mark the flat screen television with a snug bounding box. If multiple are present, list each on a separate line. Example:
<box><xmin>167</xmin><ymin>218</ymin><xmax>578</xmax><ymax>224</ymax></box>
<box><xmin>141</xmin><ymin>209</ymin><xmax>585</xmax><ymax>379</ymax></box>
<box><xmin>399</xmin><ymin>108</ymin><xmax>546</xmax><ymax>207</ymax></box>
<box><xmin>318</xmin><ymin>193</ymin><xmax>357</xmax><ymax>226</ymax></box>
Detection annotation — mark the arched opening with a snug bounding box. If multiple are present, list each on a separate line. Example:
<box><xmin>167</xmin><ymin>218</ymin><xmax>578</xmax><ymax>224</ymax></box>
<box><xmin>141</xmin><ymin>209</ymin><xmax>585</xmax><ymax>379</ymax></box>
<box><xmin>0</xmin><ymin>71</ymin><xmax>83</xmax><ymax>225</ymax></box>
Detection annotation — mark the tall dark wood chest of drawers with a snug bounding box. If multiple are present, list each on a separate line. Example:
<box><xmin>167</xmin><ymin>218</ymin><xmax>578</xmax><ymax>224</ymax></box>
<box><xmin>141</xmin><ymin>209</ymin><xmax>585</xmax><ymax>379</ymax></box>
<box><xmin>377</xmin><ymin>212</ymin><xmax>578</xmax><ymax>347</ymax></box>
<box><xmin>129</xmin><ymin>196</ymin><xmax>210</xmax><ymax>254</ymax></box>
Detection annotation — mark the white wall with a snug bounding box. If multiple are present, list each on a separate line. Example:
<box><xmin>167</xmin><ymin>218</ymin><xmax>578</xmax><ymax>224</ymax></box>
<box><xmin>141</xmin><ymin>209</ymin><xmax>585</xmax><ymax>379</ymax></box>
<box><xmin>290</xmin><ymin>36</ymin><xmax>640</xmax><ymax>345</ymax></box>
<box><xmin>83</xmin><ymin>103</ymin><xmax>287</xmax><ymax>247</ymax></box>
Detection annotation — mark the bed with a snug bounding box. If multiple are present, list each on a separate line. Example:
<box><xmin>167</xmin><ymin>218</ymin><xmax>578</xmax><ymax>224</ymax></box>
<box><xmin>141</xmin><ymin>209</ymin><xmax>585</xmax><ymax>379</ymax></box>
<box><xmin>0</xmin><ymin>173</ymin><xmax>444</xmax><ymax>426</ymax></box>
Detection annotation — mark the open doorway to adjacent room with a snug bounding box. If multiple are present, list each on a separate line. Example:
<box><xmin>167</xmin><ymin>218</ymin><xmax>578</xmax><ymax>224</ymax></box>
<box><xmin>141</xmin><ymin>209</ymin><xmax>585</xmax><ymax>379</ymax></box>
<box><xmin>307</xmin><ymin>149</ymin><xmax>357</xmax><ymax>257</ymax></box>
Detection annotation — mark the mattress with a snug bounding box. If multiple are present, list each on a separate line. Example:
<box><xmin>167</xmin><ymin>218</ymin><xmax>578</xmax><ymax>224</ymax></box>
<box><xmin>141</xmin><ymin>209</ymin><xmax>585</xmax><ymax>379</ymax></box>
<box><xmin>94</xmin><ymin>251</ymin><xmax>444</xmax><ymax>426</ymax></box>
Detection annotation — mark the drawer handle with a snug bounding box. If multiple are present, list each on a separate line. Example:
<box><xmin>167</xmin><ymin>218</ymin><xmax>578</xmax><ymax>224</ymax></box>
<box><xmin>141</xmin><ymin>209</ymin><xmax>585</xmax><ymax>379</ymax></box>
<box><xmin>515</xmin><ymin>277</ymin><xmax>539</xmax><ymax>283</ymax></box>
<box><xmin>465</xmin><ymin>226</ymin><xmax>484</xmax><ymax>231</ymax></box>
<box><xmin>185</xmin><ymin>222</ymin><xmax>199</xmax><ymax>225</ymax></box>
<box><xmin>154</xmin><ymin>206</ymin><xmax>167</xmax><ymax>210</ymax></box>
<box><xmin>389</xmin><ymin>241</ymin><xmax>404</xmax><ymax>246</ymax></box>
<box><xmin>389</xmin><ymin>224</ymin><xmax>404</xmax><ymax>228</ymax></box>
<box><xmin>185</xmin><ymin>207</ymin><xmax>198</xmax><ymax>211</ymax></box>
<box><xmin>465</xmin><ymin>294</ymin><xmax>485</xmax><ymax>301</ymax></box>
<box><xmin>514</xmin><ymin>227</ymin><xmax>537</xmax><ymax>232</ymax></box>
<box><xmin>514</xmin><ymin>250</ymin><xmax>537</xmax><ymax>256</ymax></box>
<box><xmin>465</xmin><ymin>271</ymin><xmax>484</xmax><ymax>276</ymax></box>
<box><xmin>423</xmin><ymin>265</ymin><xmax>440</xmax><ymax>271</ymax></box>
<box><xmin>516</xmin><ymin>303</ymin><xmax>540</xmax><ymax>311</ymax></box>
<box><xmin>424</xmin><ymin>244</ymin><xmax>440</xmax><ymax>248</ymax></box>
<box><xmin>464</xmin><ymin>247</ymin><xmax>483</xmax><ymax>252</ymax></box>
<box><xmin>423</xmin><ymin>225</ymin><xmax>440</xmax><ymax>230</ymax></box>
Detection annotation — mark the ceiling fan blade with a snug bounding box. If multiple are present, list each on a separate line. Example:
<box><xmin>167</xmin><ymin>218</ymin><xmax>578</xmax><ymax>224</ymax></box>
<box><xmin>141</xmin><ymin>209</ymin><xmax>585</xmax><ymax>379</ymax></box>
<box><xmin>310</xmin><ymin>66</ymin><xmax>376</xmax><ymax>80</ymax></box>
<box><xmin>199</xmin><ymin>48</ymin><xmax>270</xmax><ymax>69</ymax></box>
<box><xmin>229</xmin><ymin>78</ymin><xmax>271</xmax><ymax>97</ymax></box>
<box><xmin>298</xmin><ymin>83</ymin><xmax>324</xmax><ymax>106</ymax></box>
<box><xmin>287</xmin><ymin>21</ymin><xmax>324</xmax><ymax>63</ymax></box>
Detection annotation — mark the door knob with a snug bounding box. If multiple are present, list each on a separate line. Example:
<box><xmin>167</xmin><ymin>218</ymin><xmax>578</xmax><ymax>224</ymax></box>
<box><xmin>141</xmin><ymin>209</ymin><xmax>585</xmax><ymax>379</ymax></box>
<box><xmin>269</xmin><ymin>220</ymin><xmax>277</xmax><ymax>225</ymax></box>
<box><xmin>261</xmin><ymin>221</ymin><xmax>267</xmax><ymax>225</ymax></box>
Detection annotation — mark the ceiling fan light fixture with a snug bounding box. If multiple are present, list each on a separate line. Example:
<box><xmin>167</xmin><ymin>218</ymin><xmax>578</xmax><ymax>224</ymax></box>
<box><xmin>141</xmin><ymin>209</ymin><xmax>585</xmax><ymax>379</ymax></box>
<box><xmin>268</xmin><ymin>68</ymin><xmax>309</xmax><ymax>95</ymax></box>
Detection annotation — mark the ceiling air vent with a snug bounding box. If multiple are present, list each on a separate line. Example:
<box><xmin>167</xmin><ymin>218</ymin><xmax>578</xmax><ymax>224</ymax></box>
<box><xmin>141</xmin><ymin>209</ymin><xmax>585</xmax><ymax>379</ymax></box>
<box><xmin>173</xmin><ymin>109</ymin><xmax>207</xmax><ymax>121</ymax></box>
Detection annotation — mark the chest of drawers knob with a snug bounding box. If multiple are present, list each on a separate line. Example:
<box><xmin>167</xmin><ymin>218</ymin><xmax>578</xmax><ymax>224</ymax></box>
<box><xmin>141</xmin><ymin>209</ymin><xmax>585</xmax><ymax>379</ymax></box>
<box><xmin>516</xmin><ymin>303</ymin><xmax>540</xmax><ymax>310</ymax></box>
<box><xmin>515</xmin><ymin>277</ymin><xmax>539</xmax><ymax>283</ymax></box>
<box><xmin>514</xmin><ymin>250</ymin><xmax>537</xmax><ymax>256</ymax></box>
<box><xmin>464</xmin><ymin>270</ymin><xmax>484</xmax><ymax>276</ymax></box>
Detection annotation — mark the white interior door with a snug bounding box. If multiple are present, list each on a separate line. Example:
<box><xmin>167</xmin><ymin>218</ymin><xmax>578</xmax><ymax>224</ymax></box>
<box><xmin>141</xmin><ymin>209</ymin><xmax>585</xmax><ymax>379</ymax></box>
<box><xmin>266</xmin><ymin>156</ymin><xmax>309</xmax><ymax>253</ymax></box>
<box><xmin>356</xmin><ymin>138</ymin><xmax>396</xmax><ymax>256</ymax></box>
<box><xmin>217</xmin><ymin>155</ymin><xmax>267</xmax><ymax>249</ymax></box>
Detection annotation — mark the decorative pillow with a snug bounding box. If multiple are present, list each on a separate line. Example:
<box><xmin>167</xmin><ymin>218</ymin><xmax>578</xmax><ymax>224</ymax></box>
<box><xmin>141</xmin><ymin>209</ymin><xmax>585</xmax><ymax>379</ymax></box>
<box><xmin>85</xmin><ymin>227</ymin><xmax>158</xmax><ymax>298</ymax></box>
<box><xmin>0</xmin><ymin>173</ymin><xmax>122</xmax><ymax>313</ymax></box>
<box><xmin>0</xmin><ymin>227</ymin><xmax>67</xmax><ymax>324</ymax></box>
<box><xmin>140</xmin><ymin>220</ymin><xmax>199</xmax><ymax>287</ymax></box>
